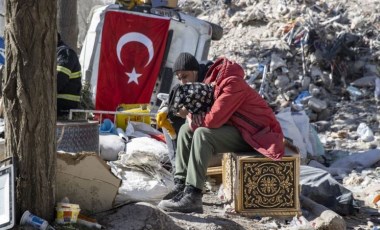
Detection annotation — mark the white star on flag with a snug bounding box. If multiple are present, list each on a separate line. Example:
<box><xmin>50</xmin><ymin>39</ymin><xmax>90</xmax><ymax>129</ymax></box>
<box><xmin>126</xmin><ymin>68</ymin><xmax>142</xmax><ymax>84</ymax></box>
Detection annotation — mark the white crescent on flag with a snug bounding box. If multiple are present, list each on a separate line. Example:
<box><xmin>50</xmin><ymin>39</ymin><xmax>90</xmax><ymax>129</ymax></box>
<box><xmin>116</xmin><ymin>32</ymin><xmax>154</xmax><ymax>67</ymax></box>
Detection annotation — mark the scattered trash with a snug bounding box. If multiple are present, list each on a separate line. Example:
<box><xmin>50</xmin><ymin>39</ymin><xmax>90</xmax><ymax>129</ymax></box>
<box><xmin>99</xmin><ymin>118</ymin><xmax>116</xmax><ymax>134</ymax></box>
<box><xmin>217</xmin><ymin>184</ymin><xmax>225</xmax><ymax>201</ymax></box>
<box><xmin>77</xmin><ymin>214</ymin><xmax>102</xmax><ymax>229</ymax></box>
<box><xmin>20</xmin><ymin>210</ymin><xmax>55</xmax><ymax>230</ymax></box>
<box><xmin>375</xmin><ymin>78</ymin><xmax>380</xmax><ymax>101</ymax></box>
<box><xmin>373</xmin><ymin>194</ymin><xmax>380</xmax><ymax>207</ymax></box>
<box><xmin>288</xmin><ymin>215</ymin><xmax>314</xmax><ymax>229</ymax></box>
<box><xmin>294</xmin><ymin>91</ymin><xmax>312</xmax><ymax>108</ymax></box>
<box><xmin>346</xmin><ymin>86</ymin><xmax>363</xmax><ymax>101</ymax></box>
<box><xmin>204</xmin><ymin>177</ymin><xmax>219</xmax><ymax>192</ymax></box>
<box><xmin>356</xmin><ymin>122</ymin><xmax>375</xmax><ymax>142</ymax></box>
<box><xmin>55</xmin><ymin>202</ymin><xmax>81</xmax><ymax>224</ymax></box>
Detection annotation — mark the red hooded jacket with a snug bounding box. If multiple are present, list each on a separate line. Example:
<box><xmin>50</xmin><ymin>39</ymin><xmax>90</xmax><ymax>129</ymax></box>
<box><xmin>202</xmin><ymin>57</ymin><xmax>285</xmax><ymax>160</ymax></box>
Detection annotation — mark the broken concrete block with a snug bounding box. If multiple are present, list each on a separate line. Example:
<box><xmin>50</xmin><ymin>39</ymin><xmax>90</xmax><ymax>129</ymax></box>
<box><xmin>56</xmin><ymin>152</ymin><xmax>121</xmax><ymax>213</ymax></box>
<box><xmin>308</xmin><ymin>97</ymin><xmax>327</xmax><ymax>113</ymax></box>
<box><xmin>274</xmin><ymin>74</ymin><xmax>290</xmax><ymax>89</ymax></box>
<box><xmin>301</xmin><ymin>195</ymin><xmax>346</xmax><ymax>230</ymax></box>
<box><xmin>96</xmin><ymin>202</ymin><xmax>179</xmax><ymax>230</ymax></box>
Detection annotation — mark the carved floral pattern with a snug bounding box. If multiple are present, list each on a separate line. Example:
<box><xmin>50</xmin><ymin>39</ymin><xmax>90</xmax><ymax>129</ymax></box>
<box><xmin>242</xmin><ymin>161</ymin><xmax>295</xmax><ymax>209</ymax></box>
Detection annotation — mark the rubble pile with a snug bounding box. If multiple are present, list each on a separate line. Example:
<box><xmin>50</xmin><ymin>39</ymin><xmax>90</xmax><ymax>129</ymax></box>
<box><xmin>175</xmin><ymin>1</ymin><xmax>380</xmax><ymax>228</ymax></box>
<box><xmin>182</xmin><ymin>0</ymin><xmax>380</xmax><ymax>124</ymax></box>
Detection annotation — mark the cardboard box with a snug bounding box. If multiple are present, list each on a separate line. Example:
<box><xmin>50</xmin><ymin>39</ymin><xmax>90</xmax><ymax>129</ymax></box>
<box><xmin>56</xmin><ymin>153</ymin><xmax>121</xmax><ymax>213</ymax></box>
<box><xmin>222</xmin><ymin>142</ymin><xmax>301</xmax><ymax>217</ymax></box>
<box><xmin>151</xmin><ymin>0</ymin><xmax>178</xmax><ymax>8</ymax></box>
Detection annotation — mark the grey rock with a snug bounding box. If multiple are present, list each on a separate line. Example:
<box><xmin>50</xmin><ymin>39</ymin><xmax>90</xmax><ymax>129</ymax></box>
<box><xmin>97</xmin><ymin>202</ymin><xmax>181</xmax><ymax>230</ymax></box>
<box><xmin>301</xmin><ymin>195</ymin><xmax>346</xmax><ymax>230</ymax></box>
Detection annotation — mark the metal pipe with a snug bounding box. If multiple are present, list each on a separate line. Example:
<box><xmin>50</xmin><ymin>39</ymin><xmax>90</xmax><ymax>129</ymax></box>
<box><xmin>258</xmin><ymin>64</ymin><xmax>268</xmax><ymax>97</ymax></box>
<box><xmin>68</xmin><ymin>109</ymin><xmax>157</xmax><ymax>121</ymax></box>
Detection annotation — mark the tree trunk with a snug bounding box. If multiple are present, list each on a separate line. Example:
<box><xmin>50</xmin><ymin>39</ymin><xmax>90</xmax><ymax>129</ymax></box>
<box><xmin>3</xmin><ymin>0</ymin><xmax>57</xmax><ymax>222</ymax></box>
<box><xmin>58</xmin><ymin>0</ymin><xmax>78</xmax><ymax>51</ymax></box>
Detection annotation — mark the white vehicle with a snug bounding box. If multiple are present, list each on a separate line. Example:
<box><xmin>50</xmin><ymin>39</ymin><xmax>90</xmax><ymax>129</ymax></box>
<box><xmin>80</xmin><ymin>4</ymin><xmax>222</xmax><ymax>112</ymax></box>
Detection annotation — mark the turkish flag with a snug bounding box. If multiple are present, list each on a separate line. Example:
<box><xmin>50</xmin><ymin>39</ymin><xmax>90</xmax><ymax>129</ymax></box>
<box><xmin>96</xmin><ymin>10</ymin><xmax>170</xmax><ymax>112</ymax></box>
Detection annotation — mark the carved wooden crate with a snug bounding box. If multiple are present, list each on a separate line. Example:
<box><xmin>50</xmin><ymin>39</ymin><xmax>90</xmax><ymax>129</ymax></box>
<box><xmin>222</xmin><ymin>142</ymin><xmax>301</xmax><ymax>217</ymax></box>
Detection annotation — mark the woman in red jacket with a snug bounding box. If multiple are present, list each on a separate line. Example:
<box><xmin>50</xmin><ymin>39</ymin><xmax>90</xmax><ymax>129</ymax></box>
<box><xmin>158</xmin><ymin>57</ymin><xmax>285</xmax><ymax>213</ymax></box>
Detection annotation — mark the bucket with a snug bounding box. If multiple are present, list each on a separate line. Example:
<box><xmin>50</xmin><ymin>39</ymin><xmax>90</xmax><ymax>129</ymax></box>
<box><xmin>115</xmin><ymin>104</ymin><xmax>151</xmax><ymax>130</ymax></box>
<box><xmin>99</xmin><ymin>118</ymin><xmax>115</xmax><ymax>134</ymax></box>
<box><xmin>20</xmin><ymin>210</ymin><xmax>49</xmax><ymax>230</ymax></box>
<box><xmin>55</xmin><ymin>203</ymin><xmax>81</xmax><ymax>224</ymax></box>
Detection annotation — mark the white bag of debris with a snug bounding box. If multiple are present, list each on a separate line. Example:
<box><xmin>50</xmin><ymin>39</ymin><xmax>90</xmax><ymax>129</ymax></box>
<box><xmin>109</xmin><ymin>137</ymin><xmax>174</xmax><ymax>204</ymax></box>
<box><xmin>356</xmin><ymin>122</ymin><xmax>375</xmax><ymax>142</ymax></box>
<box><xmin>308</xmin><ymin>125</ymin><xmax>325</xmax><ymax>157</ymax></box>
<box><xmin>276</xmin><ymin>108</ymin><xmax>307</xmax><ymax>160</ymax></box>
<box><xmin>110</xmin><ymin>161</ymin><xmax>174</xmax><ymax>205</ymax></box>
<box><xmin>99</xmin><ymin>134</ymin><xmax>126</xmax><ymax>161</ymax></box>
<box><xmin>291</xmin><ymin>111</ymin><xmax>313</xmax><ymax>154</ymax></box>
<box><xmin>329</xmin><ymin>149</ymin><xmax>380</xmax><ymax>171</ymax></box>
<box><xmin>276</xmin><ymin>108</ymin><xmax>325</xmax><ymax>161</ymax></box>
<box><xmin>124</xmin><ymin>137</ymin><xmax>168</xmax><ymax>162</ymax></box>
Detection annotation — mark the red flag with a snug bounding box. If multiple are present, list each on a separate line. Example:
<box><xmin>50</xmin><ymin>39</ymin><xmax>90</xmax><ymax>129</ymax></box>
<box><xmin>96</xmin><ymin>11</ymin><xmax>170</xmax><ymax>112</ymax></box>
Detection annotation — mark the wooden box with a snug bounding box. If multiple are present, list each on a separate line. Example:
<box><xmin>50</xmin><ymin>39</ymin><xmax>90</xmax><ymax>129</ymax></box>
<box><xmin>222</xmin><ymin>142</ymin><xmax>301</xmax><ymax>217</ymax></box>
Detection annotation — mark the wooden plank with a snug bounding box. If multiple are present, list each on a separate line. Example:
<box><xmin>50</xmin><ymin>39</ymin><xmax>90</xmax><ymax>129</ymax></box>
<box><xmin>207</xmin><ymin>166</ymin><xmax>222</xmax><ymax>175</ymax></box>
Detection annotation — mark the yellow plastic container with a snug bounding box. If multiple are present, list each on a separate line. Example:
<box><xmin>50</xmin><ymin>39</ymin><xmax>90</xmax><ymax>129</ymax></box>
<box><xmin>115</xmin><ymin>104</ymin><xmax>151</xmax><ymax>130</ymax></box>
<box><xmin>55</xmin><ymin>203</ymin><xmax>81</xmax><ymax>224</ymax></box>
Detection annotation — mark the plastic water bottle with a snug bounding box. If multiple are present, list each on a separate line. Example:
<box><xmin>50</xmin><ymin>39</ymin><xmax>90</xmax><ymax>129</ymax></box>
<box><xmin>346</xmin><ymin>86</ymin><xmax>363</xmax><ymax>101</ymax></box>
<box><xmin>375</xmin><ymin>77</ymin><xmax>380</xmax><ymax>101</ymax></box>
<box><xmin>20</xmin><ymin>210</ymin><xmax>55</xmax><ymax>230</ymax></box>
<box><xmin>61</xmin><ymin>197</ymin><xmax>70</xmax><ymax>203</ymax></box>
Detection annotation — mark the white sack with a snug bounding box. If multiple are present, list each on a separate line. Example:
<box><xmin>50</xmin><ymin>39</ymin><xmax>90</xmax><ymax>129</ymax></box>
<box><xmin>99</xmin><ymin>134</ymin><xmax>126</xmax><ymax>161</ymax></box>
<box><xmin>308</xmin><ymin>125</ymin><xmax>325</xmax><ymax>157</ymax></box>
<box><xmin>276</xmin><ymin>108</ymin><xmax>307</xmax><ymax>160</ymax></box>
<box><xmin>356</xmin><ymin>122</ymin><xmax>375</xmax><ymax>142</ymax></box>
<box><xmin>125</xmin><ymin>137</ymin><xmax>168</xmax><ymax>162</ymax></box>
<box><xmin>291</xmin><ymin>111</ymin><xmax>313</xmax><ymax>155</ymax></box>
<box><xmin>351</xmin><ymin>75</ymin><xmax>377</xmax><ymax>87</ymax></box>
<box><xmin>329</xmin><ymin>149</ymin><xmax>380</xmax><ymax>171</ymax></box>
<box><xmin>109</xmin><ymin>162</ymin><xmax>174</xmax><ymax>204</ymax></box>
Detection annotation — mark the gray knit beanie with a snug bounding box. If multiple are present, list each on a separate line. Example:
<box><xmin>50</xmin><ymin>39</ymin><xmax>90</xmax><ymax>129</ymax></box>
<box><xmin>172</xmin><ymin>52</ymin><xmax>199</xmax><ymax>73</ymax></box>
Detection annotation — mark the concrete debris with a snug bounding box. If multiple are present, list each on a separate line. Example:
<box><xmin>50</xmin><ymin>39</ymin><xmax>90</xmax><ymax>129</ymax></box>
<box><xmin>301</xmin><ymin>195</ymin><xmax>347</xmax><ymax>230</ymax></box>
<box><xmin>190</xmin><ymin>0</ymin><xmax>380</xmax><ymax>122</ymax></box>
